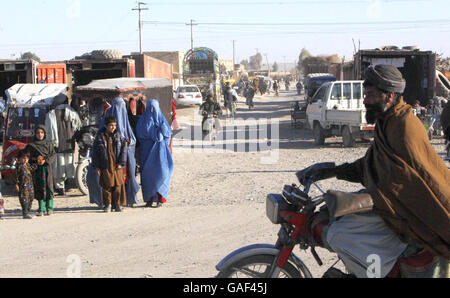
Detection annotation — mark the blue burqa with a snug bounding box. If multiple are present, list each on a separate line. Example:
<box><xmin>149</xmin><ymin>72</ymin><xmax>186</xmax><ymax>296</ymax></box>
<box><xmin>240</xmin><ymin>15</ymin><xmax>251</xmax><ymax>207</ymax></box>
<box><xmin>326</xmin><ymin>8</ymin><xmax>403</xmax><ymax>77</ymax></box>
<box><xmin>87</xmin><ymin>97</ymin><xmax>141</xmax><ymax>206</ymax></box>
<box><xmin>136</xmin><ymin>100</ymin><xmax>174</xmax><ymax>203</ymax></box>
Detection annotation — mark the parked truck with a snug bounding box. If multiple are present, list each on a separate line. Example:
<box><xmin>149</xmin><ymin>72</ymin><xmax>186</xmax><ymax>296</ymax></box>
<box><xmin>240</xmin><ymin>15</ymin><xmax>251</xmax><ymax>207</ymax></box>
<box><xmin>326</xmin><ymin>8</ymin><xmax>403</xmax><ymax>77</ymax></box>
<box><xmin>66</xmin><ymin>57</ymin><xmax>136</xmax><ymax>100</ymax></box>
<box><xmin>305</xmin><ymin>80</ymin><xmax>375</xmax><ymax>147</ymax></box>
<box><xmin>354</xmin><ymin>47</ymin><xmax>437</xmax><ymax>107</ymax></box>
<box><xmin>124</xmin><ymin>53</ymin><xmax>173</xmax><ymax>83</ymax></box>
<box><xmin>37</xmin><ymin>63</ymin><xmax>67</xmax><ymax>84</ymax></box>
<box><xmin>0</xmin><ymin>59</ymin><xmax>39</xmax><ymax>99</ymax></box>
<box><xmin>303</xmin><ymin>73</ymin><xmax>336</xmax><ymax>101</ymax></box>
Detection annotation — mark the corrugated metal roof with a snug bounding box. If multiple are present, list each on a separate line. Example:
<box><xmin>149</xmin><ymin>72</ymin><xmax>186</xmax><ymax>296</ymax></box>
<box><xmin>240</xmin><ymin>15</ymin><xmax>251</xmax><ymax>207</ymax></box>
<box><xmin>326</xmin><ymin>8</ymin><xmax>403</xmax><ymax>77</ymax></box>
<box><xmin>6</xmin><ymin>84</ymin><xmax>68</xmax><ymax>106</ymax></box>
<box><xmin>76</xmin><ymin>78</ymin><xmax>172</xmax><ymax>92</ymax></box>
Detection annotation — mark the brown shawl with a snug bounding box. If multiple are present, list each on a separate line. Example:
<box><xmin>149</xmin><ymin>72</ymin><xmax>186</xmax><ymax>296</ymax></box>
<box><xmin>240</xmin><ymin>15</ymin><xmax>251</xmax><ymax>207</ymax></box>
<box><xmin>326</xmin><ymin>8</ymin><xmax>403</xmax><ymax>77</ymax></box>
<box><xmin>362</xmin><ymin>99</ymin><xmax>450</xmax><ymax>259</ymax></box>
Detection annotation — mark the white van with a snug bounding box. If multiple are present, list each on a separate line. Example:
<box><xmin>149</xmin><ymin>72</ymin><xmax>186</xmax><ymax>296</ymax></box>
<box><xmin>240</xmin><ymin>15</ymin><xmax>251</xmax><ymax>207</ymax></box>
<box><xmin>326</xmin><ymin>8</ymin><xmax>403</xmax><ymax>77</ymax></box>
<box><xmin>305</xmin><ymin>80</ymin><xmax>375</xmax><ymax>147</ymax></box>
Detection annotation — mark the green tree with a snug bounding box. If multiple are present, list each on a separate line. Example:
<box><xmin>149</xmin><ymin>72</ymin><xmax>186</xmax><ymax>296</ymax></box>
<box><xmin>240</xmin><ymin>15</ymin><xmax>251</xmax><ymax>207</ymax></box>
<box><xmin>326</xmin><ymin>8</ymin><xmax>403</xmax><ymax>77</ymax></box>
<box><xmin>20</xmin><ymin>52</ymin><xmax>41</xmax><ymax>62</ymax></box>
<box><xmin>249</xmin><ymin>53</ymin><xmax>263</xmax><ymax>70</ymax></box>
<box><xmin>272</xmin><ymin>62</ymin><xmax>279</xmax><ymax>72</ymax></box>
<box><xmin>240</xmin><ymin>59</ymin><xmax>250</xmax><ymax>70</ymax></box>
<box><xmin>297</xmin><ymin>48</ymin><xmax>311</xmax><ymax>73</ymax></box>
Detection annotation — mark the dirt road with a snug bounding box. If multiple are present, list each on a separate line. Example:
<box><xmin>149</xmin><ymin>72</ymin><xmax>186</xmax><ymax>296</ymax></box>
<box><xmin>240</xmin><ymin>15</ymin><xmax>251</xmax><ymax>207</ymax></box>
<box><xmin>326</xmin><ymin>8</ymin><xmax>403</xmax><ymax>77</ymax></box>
<box><xmin>0</xmin><ymin>90</ymin><xmax>447</xmax><ymax>278</ymax></box>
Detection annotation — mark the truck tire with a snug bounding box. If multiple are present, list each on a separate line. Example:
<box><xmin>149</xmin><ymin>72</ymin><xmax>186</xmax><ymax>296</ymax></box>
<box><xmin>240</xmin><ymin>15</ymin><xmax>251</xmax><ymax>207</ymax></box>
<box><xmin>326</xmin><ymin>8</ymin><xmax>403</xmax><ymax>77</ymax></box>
<box><xmin>75</xmin><ymin>52</ymin><xmax>93</xmax><ymax>60</ymax></box>
<box><xmin>91</xmin><ymin>50</ymin><xmax>123</xmax><ymax>60</ymax></box>
<box><xmin>402</xmin><ymin>46</ymin><xmax>420</xmax><ymax>51</ymax></box>
<box><xmin>436</xmin><ymin>70</ymin><xmax>450</xmax><ymax>98</ymax></box>
<box><xmin>342</xmin><ymin>126</ymin><xmax>356</xmax><ymax>148</ymax></box>
<box><xmin>313</xmin><ymin>122</ymin><xmax>325</xmax><ymax>146</ymax></box>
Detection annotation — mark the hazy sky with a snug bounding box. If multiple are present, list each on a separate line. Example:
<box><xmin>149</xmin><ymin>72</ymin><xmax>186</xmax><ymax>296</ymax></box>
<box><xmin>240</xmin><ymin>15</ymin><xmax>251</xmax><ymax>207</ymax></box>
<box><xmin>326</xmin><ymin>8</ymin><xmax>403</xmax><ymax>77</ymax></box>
<box><xmin>0</xmin><ymin>0</ymin><xmax>449</xmax><ymax>64</ymax></box>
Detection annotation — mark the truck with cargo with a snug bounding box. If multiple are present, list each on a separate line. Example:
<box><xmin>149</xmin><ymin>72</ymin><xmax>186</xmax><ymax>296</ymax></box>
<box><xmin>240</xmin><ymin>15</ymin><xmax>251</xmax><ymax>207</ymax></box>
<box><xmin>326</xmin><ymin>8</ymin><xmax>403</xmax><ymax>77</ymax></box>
<box><xmin>183</xmin><ymin>47</ymin><xmax>222</xmax><ymax>101</ymax></box>
<box><xmin>305</xmin><ymin>80</ymin><xmax>375</xmax><ymax>147</ymax></box>
<box><xmin>354</xmin><ymin>47</ymin><xmax>437</xmax><ymax>107</ymax></box>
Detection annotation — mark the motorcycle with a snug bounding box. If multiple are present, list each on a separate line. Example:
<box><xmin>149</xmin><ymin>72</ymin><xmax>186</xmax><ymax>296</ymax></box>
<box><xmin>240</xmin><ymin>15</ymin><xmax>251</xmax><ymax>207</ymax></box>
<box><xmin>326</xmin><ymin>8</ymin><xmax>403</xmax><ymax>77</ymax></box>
<box><xmin>216</xmin><ymin>178</ymin><xmax>442</xmax><ymax>278</ymax></box>
<box><xmin>74</xmin><ymin>125</ymin><xmax>98</xmax><ymax>196</ymax></box>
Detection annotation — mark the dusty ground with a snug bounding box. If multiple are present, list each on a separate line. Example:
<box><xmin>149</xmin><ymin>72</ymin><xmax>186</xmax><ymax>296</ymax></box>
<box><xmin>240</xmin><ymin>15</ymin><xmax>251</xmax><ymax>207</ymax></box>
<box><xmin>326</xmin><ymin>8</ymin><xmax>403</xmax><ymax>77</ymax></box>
<box><xmin>0</xmin><ymin>90</ymin><xmax>447</xmax><ymax>278</ymax></box>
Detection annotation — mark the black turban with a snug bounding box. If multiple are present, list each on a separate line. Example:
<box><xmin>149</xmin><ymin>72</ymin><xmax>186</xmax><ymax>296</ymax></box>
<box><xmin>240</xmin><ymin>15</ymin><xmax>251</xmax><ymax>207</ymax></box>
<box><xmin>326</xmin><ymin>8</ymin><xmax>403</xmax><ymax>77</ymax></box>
<box><xmin>364</xmin><ymin>65</ymin><xmax>406</xmax><ymax>94</ymax></box>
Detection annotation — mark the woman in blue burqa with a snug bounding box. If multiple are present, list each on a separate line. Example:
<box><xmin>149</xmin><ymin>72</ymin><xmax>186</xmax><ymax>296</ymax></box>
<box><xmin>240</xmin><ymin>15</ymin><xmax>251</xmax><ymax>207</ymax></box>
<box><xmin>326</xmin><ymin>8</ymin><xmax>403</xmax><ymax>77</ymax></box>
<box><xmin>136</xmin><ymin>99</ymin><xmax>174</xmax><ymax>208</ymax></box>
<box><xmin>87</xmin><ymin>97</ymin><xmax>141</xmax><ymax>207</ymax></box>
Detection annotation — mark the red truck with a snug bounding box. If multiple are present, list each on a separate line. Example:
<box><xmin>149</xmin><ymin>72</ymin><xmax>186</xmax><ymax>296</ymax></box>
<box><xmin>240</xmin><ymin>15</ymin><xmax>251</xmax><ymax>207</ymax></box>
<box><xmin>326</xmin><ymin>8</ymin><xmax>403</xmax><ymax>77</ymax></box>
<box><xmin>37</xmin><ymin>63</ymin><xmax>67</xmax><ymax>84</ymax></box>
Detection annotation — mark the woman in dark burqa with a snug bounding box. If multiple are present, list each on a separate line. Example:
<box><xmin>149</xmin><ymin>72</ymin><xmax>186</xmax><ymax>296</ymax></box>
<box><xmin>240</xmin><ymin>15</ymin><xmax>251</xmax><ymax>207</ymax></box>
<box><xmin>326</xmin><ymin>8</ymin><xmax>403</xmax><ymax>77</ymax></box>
<box><xmin>26</xmin><ymin>125</ymin><xmax>56</xmax><ymax>216</ymax></box>
<box><xmin>87</xmin><ymin>97</ymin><xmax>140</xmax><ymax>207</ymax></box>
<box><xmin>136</xmin><ymin>99</ymin><xmax>174</xmax><ymax>208</ymax></box>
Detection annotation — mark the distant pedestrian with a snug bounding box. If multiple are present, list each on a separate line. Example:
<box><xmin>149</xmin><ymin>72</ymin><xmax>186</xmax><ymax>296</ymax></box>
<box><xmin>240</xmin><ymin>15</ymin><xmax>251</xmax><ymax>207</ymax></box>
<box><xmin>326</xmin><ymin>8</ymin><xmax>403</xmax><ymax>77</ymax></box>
<box><xmin>15</xmin><ymin>149</ymin><xmax>35</xmax><ymax>219</ymax></box>
<box><xmin>92</xmin><ymin>116</ymin><xmax>128</xmax><ymax>213</ymax></box>
<box><xmin>245</xmin><ymin>86</ymin><xmax>256</xmax><ymax>109</ymax></box>
<box><xmin>136</xmin><ymin>100</ymin><xmax>174</xmax><ymax>208</ymax></box>
<box><xmin>267</xmin><ymin>80</ymin><xmax>272</xmax><ymax>95</ymax></box>
<box><xmin>26</xmin><ymin>126</ymin><xmax>56</xmax><ymax>217</ymax></box>
<box><xmin>224</xmin><ymin>86</ymin><xmax>238</xmax><ymax>118</ymax></box>
<box><xmin>273</xmin><ymin>80</ymin><xmax>279</xmax><ymax>96</ymax></box>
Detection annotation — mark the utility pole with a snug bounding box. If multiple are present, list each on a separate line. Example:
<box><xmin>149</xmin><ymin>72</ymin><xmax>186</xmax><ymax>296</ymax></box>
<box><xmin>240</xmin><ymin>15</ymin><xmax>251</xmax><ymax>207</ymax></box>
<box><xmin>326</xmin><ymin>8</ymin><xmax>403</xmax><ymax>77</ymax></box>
<box><xmin>132</xmin><ymin>2</ymin><xmax>148</xmax><ymax>54</ymax></box>
<box><xmin>232</xmin><ymin>40</ymin><xmax>236</xmax><ymax>66</ymax></box>
<box><xmin>264</xmin><ymin>53</ymin><xmax>270</xmax><ymax>77</ymax></box>
<box><xmin>186</xmin><ymin>19</ymin><xmax>198</xmax><ymax>51</ymax></box>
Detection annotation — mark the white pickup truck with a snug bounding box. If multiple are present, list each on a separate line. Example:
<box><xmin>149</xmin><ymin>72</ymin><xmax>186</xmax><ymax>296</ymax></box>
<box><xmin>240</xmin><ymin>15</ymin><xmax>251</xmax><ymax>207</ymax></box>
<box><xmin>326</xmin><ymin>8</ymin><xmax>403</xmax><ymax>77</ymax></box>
<box><xmin>305</xmin><ymin>80</ymin><xmax>375</xmax><ymax>147</ymax></box>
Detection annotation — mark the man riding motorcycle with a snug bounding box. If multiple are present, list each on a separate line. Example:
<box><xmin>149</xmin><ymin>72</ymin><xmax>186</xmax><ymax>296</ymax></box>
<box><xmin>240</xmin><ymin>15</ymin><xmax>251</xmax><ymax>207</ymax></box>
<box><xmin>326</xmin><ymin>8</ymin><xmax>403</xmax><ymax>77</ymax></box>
<box><xmin>297</xmin><ymin>65</ymin><xmax>450</xmax><ymax>278</ymax></box>
<box><xmin>200</xmin><ymin>94</ymin><xmax>222</xmax><ymax>135</ymax></box>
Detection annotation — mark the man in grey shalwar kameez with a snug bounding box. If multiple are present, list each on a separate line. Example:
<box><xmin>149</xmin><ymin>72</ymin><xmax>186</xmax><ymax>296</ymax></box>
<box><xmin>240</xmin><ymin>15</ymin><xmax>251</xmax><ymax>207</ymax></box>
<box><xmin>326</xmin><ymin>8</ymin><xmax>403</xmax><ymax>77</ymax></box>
<box><xmin>45</xmin><ymin>96</ymin><xmax>82</xmax><ymax>195</ymax></box>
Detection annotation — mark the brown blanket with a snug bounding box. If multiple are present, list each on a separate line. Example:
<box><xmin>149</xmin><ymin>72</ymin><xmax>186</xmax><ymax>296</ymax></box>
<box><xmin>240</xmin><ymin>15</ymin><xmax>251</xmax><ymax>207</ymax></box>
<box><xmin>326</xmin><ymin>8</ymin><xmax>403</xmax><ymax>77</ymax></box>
<box><xmin>362</xmin><ymin>99</ymin><xmax>450</xmax><ymax>259</ymax></box>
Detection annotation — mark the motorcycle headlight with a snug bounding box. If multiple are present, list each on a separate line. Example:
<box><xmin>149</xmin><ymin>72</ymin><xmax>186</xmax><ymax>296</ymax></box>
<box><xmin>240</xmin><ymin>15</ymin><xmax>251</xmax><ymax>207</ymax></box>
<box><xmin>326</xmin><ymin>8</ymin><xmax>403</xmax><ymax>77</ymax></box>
<box><xmin>266</xmin><ymin>194</ymin><xmax>287</xmax><ymax>224</ymax></box>
<box><xmin>266</xmin><ymin>193</ymin><xmax>300</xmax><ymax>224</ymax></box>
<box><xmin>82</xmin><ymin>133</ymin><xmax>95</xmax><ymax>146</ymax></box>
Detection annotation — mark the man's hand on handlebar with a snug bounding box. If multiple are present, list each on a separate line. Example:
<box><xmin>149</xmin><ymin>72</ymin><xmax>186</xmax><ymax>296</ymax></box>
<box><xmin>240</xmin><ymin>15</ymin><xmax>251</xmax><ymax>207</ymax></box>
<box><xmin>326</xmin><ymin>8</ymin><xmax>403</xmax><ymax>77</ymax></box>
<box><xmin>296</xmin><ymin>162</ymin><xmax>337</xmax><ymax>186</ymax></box>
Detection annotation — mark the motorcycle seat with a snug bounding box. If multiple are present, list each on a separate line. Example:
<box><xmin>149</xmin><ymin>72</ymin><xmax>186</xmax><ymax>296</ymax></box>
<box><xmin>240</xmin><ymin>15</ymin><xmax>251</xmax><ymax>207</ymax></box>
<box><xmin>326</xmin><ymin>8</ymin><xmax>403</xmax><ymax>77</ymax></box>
<box><xmin>325</xmin><ymin>190</ymin><xmax>374</xmax><ymax>219</ymax></box>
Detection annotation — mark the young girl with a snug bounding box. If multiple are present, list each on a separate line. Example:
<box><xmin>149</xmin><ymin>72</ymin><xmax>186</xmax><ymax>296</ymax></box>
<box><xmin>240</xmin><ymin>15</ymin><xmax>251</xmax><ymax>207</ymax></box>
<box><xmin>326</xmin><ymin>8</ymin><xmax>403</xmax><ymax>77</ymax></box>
<box><xmin>15</xmin><ymin>149</ymin><xmax>35</xmax><ymax>219</ymax></box>
<box><xmin>26</xmin><ymin>126</ymin><xmax>56</xmax><ymax>217</ymax></box>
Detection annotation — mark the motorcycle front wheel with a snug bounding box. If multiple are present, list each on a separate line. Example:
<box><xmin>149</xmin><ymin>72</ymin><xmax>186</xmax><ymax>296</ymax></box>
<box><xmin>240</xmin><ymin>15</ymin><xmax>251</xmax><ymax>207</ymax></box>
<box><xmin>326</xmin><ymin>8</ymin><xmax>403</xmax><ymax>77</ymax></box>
<box><xmin>216</xmin><ymin>255</ymin><xmax>302</xmax><ymax>278</ymax></box>
<box><xmin>76</xmin><ymin>159</ymin><xmax>90</xmax><ymax>196</ymax></box>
